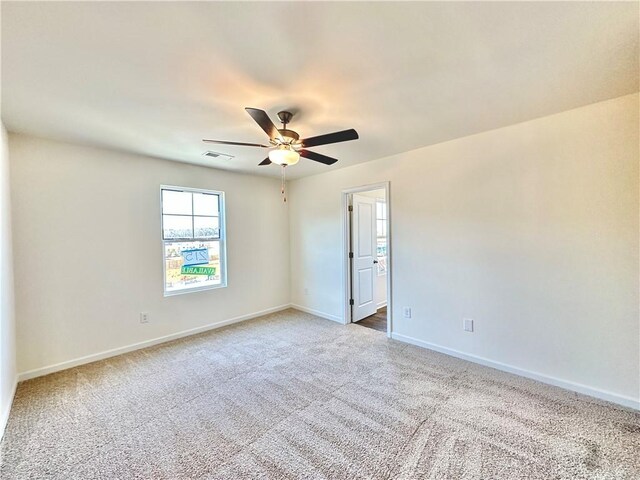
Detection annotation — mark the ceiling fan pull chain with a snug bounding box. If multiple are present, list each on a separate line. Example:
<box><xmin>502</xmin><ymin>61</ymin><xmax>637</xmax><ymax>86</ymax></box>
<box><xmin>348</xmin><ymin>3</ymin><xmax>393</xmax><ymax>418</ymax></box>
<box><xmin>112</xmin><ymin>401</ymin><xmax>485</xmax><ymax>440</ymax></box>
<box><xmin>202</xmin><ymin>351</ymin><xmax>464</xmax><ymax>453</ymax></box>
<box><xmin>281</xmin><ymin>165</ymin><xmax>287</xmax><ymax>203</ymax></box>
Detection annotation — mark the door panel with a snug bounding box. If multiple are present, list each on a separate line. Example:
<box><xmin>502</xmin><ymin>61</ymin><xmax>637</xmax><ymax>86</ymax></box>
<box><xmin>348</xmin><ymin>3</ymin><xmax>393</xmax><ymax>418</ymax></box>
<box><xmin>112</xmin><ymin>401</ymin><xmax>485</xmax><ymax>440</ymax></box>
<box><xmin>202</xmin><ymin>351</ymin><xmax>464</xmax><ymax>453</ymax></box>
<box><xmin>352</xmin><ymin>194</ymin><xmax>377</xmax><ymax>321</ymax></box>
<box><xmin>358</xmin><ymin>268</ymin><xmax>374</xmax><ymax>305</ymax></box>
<box><xmin>357</xmin><ymin>202</ymin><xmax>374</xmax><ymax>257</ymax></box>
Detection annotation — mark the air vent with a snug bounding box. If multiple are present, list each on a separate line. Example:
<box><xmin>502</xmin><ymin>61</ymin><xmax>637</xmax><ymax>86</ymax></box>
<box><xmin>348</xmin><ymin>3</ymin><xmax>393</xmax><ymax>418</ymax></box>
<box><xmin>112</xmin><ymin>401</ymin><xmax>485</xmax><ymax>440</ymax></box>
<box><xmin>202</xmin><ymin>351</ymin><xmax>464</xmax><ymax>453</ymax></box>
<box><xmin>202</xmin><ymin>151</ymin><xmax>234</xmax><ymax>161</ymax></box>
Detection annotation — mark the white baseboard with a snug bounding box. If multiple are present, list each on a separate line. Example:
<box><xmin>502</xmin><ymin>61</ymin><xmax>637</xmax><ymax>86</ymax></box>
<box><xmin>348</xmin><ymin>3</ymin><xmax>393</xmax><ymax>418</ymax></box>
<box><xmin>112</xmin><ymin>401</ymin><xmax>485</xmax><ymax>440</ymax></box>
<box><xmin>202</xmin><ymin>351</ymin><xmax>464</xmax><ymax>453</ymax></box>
<box><xmin>0</xmin><ymin>376</ymin><xmax>18</xmax><ymax>441</ymax></box>
<box><xmin>377</xmin><ymin>301</ymin><xmax>387</xmax><ymax>309</ymax></box>
<box><xmin>17</xmin><ymin>304</ymin><xmax>292</xmax><ymax>382</ymax></box>
<box><xmin>291</xmin><ymin>304</ymin><xmax>343</xmax><ymax>323</ymax></box>
<box><xmin>391</xmin><ymin>333</ymin><xmax>640</xmax><ymax>411</ymax></box>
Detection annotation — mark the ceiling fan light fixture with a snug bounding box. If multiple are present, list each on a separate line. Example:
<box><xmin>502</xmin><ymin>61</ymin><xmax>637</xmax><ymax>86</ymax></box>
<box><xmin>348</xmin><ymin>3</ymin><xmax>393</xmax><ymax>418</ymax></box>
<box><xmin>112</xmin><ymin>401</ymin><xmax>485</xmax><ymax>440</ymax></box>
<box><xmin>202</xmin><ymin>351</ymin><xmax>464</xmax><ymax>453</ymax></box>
<box><xmin>269</xmin><ymin>146</ymin><xmax>300</xmax><ymax>166</ymax></box>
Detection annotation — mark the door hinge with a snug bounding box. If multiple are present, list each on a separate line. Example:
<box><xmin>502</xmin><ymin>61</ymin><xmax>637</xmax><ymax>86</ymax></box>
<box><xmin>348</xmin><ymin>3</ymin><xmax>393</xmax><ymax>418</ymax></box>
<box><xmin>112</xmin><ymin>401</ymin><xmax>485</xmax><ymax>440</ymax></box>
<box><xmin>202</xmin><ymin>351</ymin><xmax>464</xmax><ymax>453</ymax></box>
<box><xmin>348</xmin><ymin>205</ymin><xmax>353</xmax><ymax>212</ymax></box>
<box><xmin>349</xmin><ymin>252</ymin><xmax>353</xmax><ymax>259</ymax></box>
<box><xmin>349</xmin><ymin>299</ymin><xmax>354</xmax><ymax>306</ymax></box>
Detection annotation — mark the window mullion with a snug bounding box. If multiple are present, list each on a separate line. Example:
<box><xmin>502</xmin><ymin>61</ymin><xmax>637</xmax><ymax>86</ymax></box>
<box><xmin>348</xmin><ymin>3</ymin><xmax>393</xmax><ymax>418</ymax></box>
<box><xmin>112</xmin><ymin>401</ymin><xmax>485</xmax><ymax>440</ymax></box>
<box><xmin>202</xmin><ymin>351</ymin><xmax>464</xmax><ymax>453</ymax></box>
<box><xmin>191</xmin><ymin>193</ymin><xmax>195</xmax><ymax>239</ymax></box>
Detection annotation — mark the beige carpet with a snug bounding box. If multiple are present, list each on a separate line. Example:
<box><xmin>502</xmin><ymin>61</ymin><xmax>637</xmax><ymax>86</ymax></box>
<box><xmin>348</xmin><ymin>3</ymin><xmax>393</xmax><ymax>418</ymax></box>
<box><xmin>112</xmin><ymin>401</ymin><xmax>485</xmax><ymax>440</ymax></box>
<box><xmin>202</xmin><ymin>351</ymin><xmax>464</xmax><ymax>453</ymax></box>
<box><xmin>1</xmin><ymin>309</ymin><xmax>638</xmax><ymax>479</ymax></box>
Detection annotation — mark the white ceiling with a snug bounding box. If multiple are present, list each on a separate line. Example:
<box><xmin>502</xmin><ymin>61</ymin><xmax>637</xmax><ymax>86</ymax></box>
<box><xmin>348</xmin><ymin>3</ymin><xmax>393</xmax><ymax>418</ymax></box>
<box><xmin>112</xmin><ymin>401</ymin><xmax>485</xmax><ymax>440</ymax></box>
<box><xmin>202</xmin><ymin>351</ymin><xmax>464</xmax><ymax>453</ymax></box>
<box><xmin>2</xmin><ymin>2</ymin><xmax>638</xmax><ymax>179</ymax></box>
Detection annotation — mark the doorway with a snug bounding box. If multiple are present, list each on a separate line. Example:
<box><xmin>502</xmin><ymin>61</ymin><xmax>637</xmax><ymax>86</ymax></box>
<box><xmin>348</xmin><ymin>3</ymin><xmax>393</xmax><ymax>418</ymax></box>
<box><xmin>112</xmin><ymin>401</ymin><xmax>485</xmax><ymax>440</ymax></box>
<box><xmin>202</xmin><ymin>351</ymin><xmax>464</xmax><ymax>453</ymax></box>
<box><xmin>342</xmin><ymin>182</ymin><xmax>391</xmax><ymax>337</ymax></box>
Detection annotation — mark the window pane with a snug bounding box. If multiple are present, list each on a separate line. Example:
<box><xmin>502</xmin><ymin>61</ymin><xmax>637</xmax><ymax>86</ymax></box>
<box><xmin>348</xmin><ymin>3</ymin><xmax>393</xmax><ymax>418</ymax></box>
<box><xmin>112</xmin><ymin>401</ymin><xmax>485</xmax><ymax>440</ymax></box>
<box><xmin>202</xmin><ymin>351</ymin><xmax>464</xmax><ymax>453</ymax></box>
<box><xmin>163</xmin><ymin>215</ymin><xmax>193</xmax><ymax>239</ymax></box>
<box><xmin>194</xmin><ymin>216</ymin><xmax>220</xmax><ymax>238</ymax></box>
<box><xmin>161</xmin><ymin>186</ymin><xmax>226</xmax><ymax>295</ymax></box>
<box><xmin>165</xmin><ymin>240</ymin><xmax>222</xmax><ymax>293</ymax></box>
<box><xmin>193</xmin><ymin>192</ymin><xmax>219</xmax><ymax>216</ymax></box>
<box><xmin>162</xmin><ymin>190</ymin><xmax>192</xmax><ymax>215</ymax></box>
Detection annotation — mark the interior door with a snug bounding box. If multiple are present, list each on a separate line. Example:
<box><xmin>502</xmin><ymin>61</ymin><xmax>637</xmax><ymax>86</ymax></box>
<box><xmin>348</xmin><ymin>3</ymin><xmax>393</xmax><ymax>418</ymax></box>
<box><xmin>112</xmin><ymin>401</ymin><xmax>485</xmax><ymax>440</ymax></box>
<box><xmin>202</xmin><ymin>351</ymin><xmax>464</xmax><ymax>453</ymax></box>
<box><xmin>351</xmin><ymin>194</ymin><xmax>377</xmax><ymax>322</ymax></box>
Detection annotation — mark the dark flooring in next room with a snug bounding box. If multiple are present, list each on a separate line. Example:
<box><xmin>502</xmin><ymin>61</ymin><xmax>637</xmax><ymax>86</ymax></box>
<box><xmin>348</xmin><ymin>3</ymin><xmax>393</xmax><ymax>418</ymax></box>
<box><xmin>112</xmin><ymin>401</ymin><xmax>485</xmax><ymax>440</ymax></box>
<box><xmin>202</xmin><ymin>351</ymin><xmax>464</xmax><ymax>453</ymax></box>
<box><xmin>355</xmin><ymin>306</ymin><xmax>387</xmax><ymax>332</ymax></box>
<box><xmin>1</xmin><ymin>309</ymin><xmax>639</xmax><ymax>479</ymax></box>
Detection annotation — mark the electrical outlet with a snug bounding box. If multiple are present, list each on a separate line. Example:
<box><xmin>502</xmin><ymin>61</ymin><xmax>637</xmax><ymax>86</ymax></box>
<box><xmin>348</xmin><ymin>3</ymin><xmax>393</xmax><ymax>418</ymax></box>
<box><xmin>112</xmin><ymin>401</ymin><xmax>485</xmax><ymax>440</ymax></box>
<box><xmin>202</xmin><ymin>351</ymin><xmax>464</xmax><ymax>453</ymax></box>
<box><xmin>403</xmin><ymin>307</ymin><xmax>412</xmax><ymax>318</ymax></box>
<box><xmin>140</xmin><ymin>312</ymin><xmax>149</xmax><ymax>324</ymax></box>
<box><xmin>463</xmin><ymin>318</ymin><xmax>474</xmax><ymax>332</ymax></box>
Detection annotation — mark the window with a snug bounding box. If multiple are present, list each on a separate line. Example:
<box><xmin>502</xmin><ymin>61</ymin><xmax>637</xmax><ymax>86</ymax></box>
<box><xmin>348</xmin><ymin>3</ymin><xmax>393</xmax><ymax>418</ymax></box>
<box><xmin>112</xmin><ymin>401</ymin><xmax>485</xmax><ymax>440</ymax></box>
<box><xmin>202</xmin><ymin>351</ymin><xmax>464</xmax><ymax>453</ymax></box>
<box><xmin>376</xmin><ymin>199</ymin><xmax>387</xmax><ymax>275</ymax></box>
<box><xmin>161</xmin><ymin>186</ymin><xmax>226</xmax><ymax>295</ymax></box>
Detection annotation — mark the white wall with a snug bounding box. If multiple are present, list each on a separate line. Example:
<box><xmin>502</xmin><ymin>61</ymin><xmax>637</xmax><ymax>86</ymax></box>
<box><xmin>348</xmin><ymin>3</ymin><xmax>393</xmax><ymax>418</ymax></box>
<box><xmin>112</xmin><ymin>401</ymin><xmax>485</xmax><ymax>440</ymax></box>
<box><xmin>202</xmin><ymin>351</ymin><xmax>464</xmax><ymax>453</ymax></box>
<box><xmin>9</xmin><ymin>134</ymin><xmax>290</xmax><ymax>374</ymax></box>
<box><xmin>0</xmin><ymin>122</ymin><xmax>17</xmax><ymax>438</ymax></box>
<box><xmin>289</xmin><ymin>93</ymin><xmax>639</xmax><ymax>407</ymax></box>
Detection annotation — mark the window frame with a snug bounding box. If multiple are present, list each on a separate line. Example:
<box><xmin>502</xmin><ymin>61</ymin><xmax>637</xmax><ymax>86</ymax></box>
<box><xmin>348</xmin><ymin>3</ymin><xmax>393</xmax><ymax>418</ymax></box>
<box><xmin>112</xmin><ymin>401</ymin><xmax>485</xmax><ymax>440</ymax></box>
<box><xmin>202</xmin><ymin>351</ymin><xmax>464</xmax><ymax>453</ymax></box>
<box><xmin>161</xmin><ymin>185</ymin><xmax>227</xmax><ymax>296</ymax></box>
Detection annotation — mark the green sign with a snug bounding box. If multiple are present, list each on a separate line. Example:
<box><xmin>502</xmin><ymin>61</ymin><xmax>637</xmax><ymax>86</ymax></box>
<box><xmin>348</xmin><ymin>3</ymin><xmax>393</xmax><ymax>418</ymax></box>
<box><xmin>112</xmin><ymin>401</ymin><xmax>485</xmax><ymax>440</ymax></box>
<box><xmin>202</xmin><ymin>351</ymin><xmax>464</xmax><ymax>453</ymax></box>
<box><xmin>181</xmin><ymin>266</ymin><xmax>216</xmax><ymax>276</ymax></box>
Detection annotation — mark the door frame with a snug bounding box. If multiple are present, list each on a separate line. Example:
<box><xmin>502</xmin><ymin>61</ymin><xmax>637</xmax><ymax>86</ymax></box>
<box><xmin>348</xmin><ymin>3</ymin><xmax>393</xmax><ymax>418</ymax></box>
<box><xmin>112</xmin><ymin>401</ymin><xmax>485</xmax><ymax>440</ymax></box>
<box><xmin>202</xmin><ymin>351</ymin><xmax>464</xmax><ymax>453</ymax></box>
<box><xmin>342</xmin><ymin>181</ymin><xmax>392</xmax><ymax>338</ymax></box>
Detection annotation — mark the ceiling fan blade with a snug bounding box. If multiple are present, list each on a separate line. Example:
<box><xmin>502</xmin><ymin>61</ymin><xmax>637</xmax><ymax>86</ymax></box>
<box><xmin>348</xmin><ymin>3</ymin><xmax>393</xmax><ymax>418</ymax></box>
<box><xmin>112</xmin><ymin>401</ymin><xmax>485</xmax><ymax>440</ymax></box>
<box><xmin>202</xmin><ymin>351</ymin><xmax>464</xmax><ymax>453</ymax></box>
<box><xmin>300</xmin><ymin>149</ymin><xmax>338</xmax><ymax>165</ymax></box>
<box><xmin>245</xmin><ymin>108</ymin><xmax>283</xmax><ymax>141</ymax></box>
<box><xmin>301</xmin><ymin>129</ymin><xmax>358</xmax><ymax>148</ymax></box>
<box><xmin>203</xmin><ymin>139</ymin><xmax>270</xmax><ymax>148</ymax></box>
<box><xmin>258</xmin><ymin>157</ymin><xmax>272</xmax><ymax>166</ymax></box>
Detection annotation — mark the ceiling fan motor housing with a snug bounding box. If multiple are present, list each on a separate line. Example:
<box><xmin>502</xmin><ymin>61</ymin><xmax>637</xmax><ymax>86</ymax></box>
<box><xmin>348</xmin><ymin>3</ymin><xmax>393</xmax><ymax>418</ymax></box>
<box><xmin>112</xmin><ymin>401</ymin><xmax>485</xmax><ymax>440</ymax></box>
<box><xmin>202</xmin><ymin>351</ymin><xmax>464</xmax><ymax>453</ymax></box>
<box><xmin>278</xmin><ymin>129</ymin><xmax>300</xmax><ymax>145</ymax></box>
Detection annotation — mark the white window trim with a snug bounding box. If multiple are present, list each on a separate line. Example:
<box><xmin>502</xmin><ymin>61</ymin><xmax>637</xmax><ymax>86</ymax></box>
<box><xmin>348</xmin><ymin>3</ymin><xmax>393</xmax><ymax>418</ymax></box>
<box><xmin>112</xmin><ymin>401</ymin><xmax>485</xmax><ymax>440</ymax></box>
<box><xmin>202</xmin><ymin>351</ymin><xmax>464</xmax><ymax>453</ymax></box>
<box><xmin>161</xmin><ymin>185</ymin><xmax>228</xmax><ymax>296</ymax></box>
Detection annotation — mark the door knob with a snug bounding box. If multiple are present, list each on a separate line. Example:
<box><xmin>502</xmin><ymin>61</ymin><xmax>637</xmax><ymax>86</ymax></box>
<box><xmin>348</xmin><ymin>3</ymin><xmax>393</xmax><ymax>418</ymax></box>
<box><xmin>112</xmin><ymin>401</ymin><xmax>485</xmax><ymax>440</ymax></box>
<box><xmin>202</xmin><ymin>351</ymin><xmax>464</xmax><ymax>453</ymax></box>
<box><xmin>373</xmin><ymin>260</ymin><xmax>379</xmax><ymax>264</ymax></box>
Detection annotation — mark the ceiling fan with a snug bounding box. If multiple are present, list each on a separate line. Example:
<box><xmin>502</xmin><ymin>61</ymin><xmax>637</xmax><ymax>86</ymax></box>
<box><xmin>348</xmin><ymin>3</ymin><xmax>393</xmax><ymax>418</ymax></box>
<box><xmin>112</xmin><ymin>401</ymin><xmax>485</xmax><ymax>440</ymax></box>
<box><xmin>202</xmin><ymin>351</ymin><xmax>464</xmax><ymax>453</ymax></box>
<box><xmin>202</xmin><ymin>108</ymin><xmax>359</xmax><ymax>167</ymax></box>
